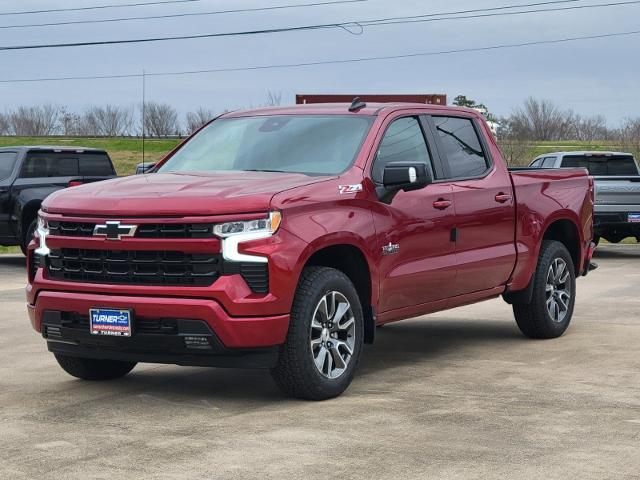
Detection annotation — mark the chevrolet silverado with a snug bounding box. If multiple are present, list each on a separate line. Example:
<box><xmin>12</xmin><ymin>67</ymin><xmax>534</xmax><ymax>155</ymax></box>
<box><xmin>27</xmin><ymin>102</ymin><xmax>595</xmax><ymax>400</ymax></box>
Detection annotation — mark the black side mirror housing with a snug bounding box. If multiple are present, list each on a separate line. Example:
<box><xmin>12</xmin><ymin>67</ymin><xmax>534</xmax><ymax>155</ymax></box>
<box><xmin>377</xmin><ymin>162</ymin><xmax>432</xmax><ymax>204</ymax></box>
<box><xmin>135</xmin><ymin>162</ymin><xmax>157</xmax><ymax>175</ymax></box>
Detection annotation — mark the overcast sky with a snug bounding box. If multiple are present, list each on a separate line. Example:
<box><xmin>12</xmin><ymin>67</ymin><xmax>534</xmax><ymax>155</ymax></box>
<box><xmin>0</xmin><ymin>0</ymin><xmax>637</xmax><ymax>126</ymax></box>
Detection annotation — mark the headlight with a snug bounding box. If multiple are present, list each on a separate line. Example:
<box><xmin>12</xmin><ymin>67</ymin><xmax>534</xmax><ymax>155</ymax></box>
<box><xmin>215</xmin><ymin>212</ymin><xmax>282</xmax><ymax>263</ymax></box>
<box><xmin>35</xmin><ymin>212</ymin><xmax>50</xmax><ymax>256</ymax></box>
<box><xmin>214</xmin><ymin>212</ymin><xmax>282</xmax><ymax>238</ymax></box>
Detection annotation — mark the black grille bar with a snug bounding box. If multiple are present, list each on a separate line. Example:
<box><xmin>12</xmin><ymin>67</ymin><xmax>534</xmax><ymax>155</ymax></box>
<box><xmin>47</xmin><ymin>221</ymin><xmax>215</xmax><ymax>239</ymax></box>
<box><xmin>47</xmin><ymin>249</ymin><xmax>220</xmax><ymax>286</ymax></box>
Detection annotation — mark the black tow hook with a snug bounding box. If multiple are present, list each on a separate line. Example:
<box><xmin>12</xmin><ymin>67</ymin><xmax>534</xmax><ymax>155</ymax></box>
<box><xmin>588</xmin><ymin>262</ymin><xmax>598</xmax><ymax>272</ymax></box>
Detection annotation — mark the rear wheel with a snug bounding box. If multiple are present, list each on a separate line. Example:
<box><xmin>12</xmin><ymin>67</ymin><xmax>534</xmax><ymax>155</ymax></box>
<box><xmin>271</xmin><ymin>266</ymin><xmax>364</xmax><ymax>400</ymax></box>
<box><xmin>54</xmin><ymin>354</ymin><xmax>136</xmax><ymax>380</ymax></box>
<box><xmin>513</xmin><ymin>240</ymin><xmax>576</xmax><ymax>339</ymax></box>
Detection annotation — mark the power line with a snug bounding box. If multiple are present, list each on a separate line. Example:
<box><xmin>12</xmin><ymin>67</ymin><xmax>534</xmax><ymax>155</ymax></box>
<box><xmin>0</xmin><ymin>0</ymin><xmax>574</xmax><ymax>30</ymax></box>
<box><xmin>0</xmin><ymin>0</ymin><xmax>204</xmax><ymax>17</ymax></box>
<box><xmin>362</xmin><ymin>0</ymin><xmax>640</xmax><ymax>27</ymax></box>
<box><xmin>0</xmin><ymin>0</ymin><xmax>367</xmax><ymax>30</ymax></box>
<box><xmin>0</xmin><ymin>29</ymin><xmax>637</xmax><ymax>84</ymax></box>
<box><xmin>1</xmin><ymin>0</ymin><xmax>638</xmax><ymax>51</ymax></box>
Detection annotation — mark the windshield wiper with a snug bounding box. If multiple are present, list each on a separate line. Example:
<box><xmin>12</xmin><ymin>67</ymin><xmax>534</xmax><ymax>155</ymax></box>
<box><xmin>243</xmin><ymin>169</ymin><xmax>285</xmax><ymax>173</ymax></box>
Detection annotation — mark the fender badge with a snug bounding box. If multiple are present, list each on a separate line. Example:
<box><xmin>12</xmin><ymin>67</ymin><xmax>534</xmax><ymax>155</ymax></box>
<box><xmin>382</xmin><ymin>242</ymin><xmax>400</xmax><ymax>255</ymax></box>
<box><xmin>338</xmin><ymin>184</ymin><xmax>363</xmax><ymax>195</ymax></box>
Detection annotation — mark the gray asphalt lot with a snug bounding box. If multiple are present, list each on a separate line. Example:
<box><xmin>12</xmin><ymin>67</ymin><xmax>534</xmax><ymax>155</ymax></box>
<box><xmin>1</xmin><ymin>246</ymin><xmax>639</xmax><ymax>479</ymax></box>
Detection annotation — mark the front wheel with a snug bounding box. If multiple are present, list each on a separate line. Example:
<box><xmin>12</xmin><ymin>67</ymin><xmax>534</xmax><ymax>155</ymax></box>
<box><xmin>513</xmin><ymin>240</ymin><xmax>576</xmax><ymax>339</ymax></box>
<box><xmin>271</xmin><ymin>266</ymin><xmax>364</xmax><ymax>400</ymax></box>
<box><xmin>54</xmin><ymin>354</ymin><xmax>136</xmax><ymax>380</ymax></box>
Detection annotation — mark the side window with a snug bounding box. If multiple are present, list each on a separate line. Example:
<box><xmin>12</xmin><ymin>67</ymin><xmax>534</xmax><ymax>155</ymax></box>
<box><xmin>21</xmin><ymin>155</ymin><xmax>79</xmax><ymax>178</ymax></box>
<box><xmin>541</xmin><ymin>157</ymin><xmax>556</xmax><ymax>168</ymax></box>
<box><xmin>433</xmin><ymin>116</ymin><xmax>488</xmax><ymax>178</ymax></box>
<box><xmin>372</xmin><ymin>116</ymin><xmax>432</xmax><ymax>183</ymax></box>
<box><xmin>0</xmin><ymin>152</ymin><xmax>17</xmax><ymax>180</ymax></box>
<box><xmin>531</xmin><ymin>158</ymin><xmax>543</xmax><ymax>167</ymax></box>
<box><xmin>79</xmin><ymin>154</ymin><xmax>115</xmax><ymax>176</ymax></box>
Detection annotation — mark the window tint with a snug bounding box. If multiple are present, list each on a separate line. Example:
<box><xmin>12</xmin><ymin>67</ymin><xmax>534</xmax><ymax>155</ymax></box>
<box><xmin>541</xmin><ymin>157</ymin><xmax>556</xmax><ymax>168</ymax></box>
<box><xmin>21</xmin><ymin>152</ymin><xmax>79</xmax><ymax>178</ymax></box>
<box><xmin>433</xmin><ymin>116</ymin><xmax>488</xmax><ymax>178</ymax></box>
<box><xmin>372</xmin><ymin>117</ymin><xmax>431</xmax><ymax>183</ymax></box>
<box><xmin>0</xmin><ymin>152</ymin><xmax>17</xmax><ymax>180</ymax></box>
<box><xmin>561</xmin><ymin>155</ymin><xmax>639</xmax><ymax>176</ymax></box>
<box><xmin>79</xmin><ymin>154</ymin><xmax>115</xmax><ymax>176</ymax></box>
<box><xmin>158</xmin><ymin>115</ymin><xmax>373</xmax><ymax>176</ymax></box>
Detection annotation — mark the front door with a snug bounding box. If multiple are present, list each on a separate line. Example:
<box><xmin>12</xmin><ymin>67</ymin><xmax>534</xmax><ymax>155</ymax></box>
<box><xmin>372</xmin><ymin>115</ymin><xmax>457</xmax><ymax>312</ymax></box>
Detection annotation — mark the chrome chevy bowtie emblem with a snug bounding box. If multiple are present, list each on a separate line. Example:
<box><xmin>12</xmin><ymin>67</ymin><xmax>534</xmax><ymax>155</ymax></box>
<box><xmin>93</xmin><ymin>221</ymin><xmax>137</xmax><ymax>240</ymax></box>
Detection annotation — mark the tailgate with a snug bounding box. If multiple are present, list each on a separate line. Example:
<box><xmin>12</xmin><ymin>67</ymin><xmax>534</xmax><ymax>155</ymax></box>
<box><xmin>594</xmin><ymin>176</ymin><xmax>640</xmax><ymax>206</ymax></box>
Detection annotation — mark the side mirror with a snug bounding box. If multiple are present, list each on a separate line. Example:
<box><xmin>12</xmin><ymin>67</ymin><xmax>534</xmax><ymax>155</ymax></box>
<box><xmin>378</xmin><ymin>162</ymin><xmax>431</xmax><ymax>204</ymax></box>
<box><xmin>135</xmin><ymin>162</ymin><xmax>157</xmax><ymax>175</ymax></box>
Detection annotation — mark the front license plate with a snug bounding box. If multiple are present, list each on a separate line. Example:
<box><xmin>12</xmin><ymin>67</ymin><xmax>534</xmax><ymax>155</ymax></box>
<box><xmin>629</xmin><ymin>213</ymin><xmax>640</xmax><ymax>223</ymax></box>
<box><xmin>90</xmin><ymin>308</ymin><xmax>132</xmax><ymax>337</ymax></box>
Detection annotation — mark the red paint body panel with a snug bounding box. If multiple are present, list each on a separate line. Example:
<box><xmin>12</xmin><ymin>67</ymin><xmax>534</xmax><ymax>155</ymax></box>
<box><xmin>29</xmin><ymin>104</ymin><xmax>593</xmax><ymax>358</ymax></box>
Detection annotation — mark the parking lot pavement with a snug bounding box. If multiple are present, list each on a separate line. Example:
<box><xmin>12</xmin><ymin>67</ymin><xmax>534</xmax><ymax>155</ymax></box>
<box><xmin>1</xmin><ymin>246</ymin><xmax>639</xmax><ymax>480</ymax></box>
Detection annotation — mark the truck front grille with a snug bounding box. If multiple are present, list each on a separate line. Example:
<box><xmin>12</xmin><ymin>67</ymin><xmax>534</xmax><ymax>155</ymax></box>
<box><xmin>47</xmin><ymin>248</ymin><xmax>221</xmax><ymax>286</ymax></box>
<box><xmin>48</xmin><ymin>221</ymin><xmax>215</xmax><ymax>239</ymax></box>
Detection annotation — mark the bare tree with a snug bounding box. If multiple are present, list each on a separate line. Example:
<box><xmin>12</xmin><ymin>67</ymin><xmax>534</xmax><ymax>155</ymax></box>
<box><xmin>142</xmin><ymin>102</ymin><xmax>180</xmax><ymax>137</ymax></box>
<box><xmin>264</xmin><ymin>90</ymin><xmax>282</xmax><ymax>106</ymax></box>
<box><xmin>185</xmin><ymin>107</ymin><xmax>216</xmax><ymax>134</ymax></box>
<box><xmin>0</xmin><ymin>112</ymin><xmax>9</xmax><ymax>135</ymax></box>
<box><xmin>83</xmin><ymin>105</ymin><xmax>133</xmax><ymax>136</ymax></box>
<box><xmin>508</xmin><ymin>97</ymin><xmax>572</xmax><ymax>141</ymax></box>
<box><xmin>496</xmin><ymin>118</ymin><xmax>532</xmax><ymax>166</ymax></box>
<box><xmin>8</xmin><ymin>105</ymin><xmax>60</xmax><ymax>136</ymax></box>
<box><xmin>618</xmin><ymin>117</ymin><xmax>640</xmax><ymax>157</ymax></box>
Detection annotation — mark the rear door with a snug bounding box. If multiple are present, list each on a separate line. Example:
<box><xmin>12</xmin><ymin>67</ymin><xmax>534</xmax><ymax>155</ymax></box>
<box><xmin>428</xmin><ymin>115</ymin><xmax>516</xmax><ymax>296</ymax></box>
<box><xmin>0</xmin><ymin>151</ymin><xmax>19</xmax><ymax>240</ymax></box>
<box><xmin>372</xmin><ymin>115</ymin><xmax>457</xmax><ymax>312</ymax></box>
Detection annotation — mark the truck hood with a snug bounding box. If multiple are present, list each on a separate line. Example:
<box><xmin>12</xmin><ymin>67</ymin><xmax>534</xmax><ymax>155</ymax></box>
<box><xmin>43</xmin><ymin>172</ymin><xmax>332</xmax><ymax>216</ymax></box>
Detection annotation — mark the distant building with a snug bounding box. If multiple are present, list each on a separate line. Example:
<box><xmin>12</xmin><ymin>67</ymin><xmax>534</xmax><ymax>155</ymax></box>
<box><xmin>296</xmin><ymin>94</ymin><xmax>447</xmax><ymax>105</ymax></box>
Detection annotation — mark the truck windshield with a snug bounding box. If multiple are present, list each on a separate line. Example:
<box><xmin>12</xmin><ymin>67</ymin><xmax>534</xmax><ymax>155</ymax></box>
<box><xmin>157</xmin><ymin>115</ymin><xmax>374</xmax><ymax>176</ymax></box>
<box><xmin>562</xmin><ymin>155</ymin><xmax>639</xmax><ymax>176</ymax></box>
<box><xmin>0</xmin><ymin>152</ymin><xmax>17</xmax><ymax>181</ymax></box>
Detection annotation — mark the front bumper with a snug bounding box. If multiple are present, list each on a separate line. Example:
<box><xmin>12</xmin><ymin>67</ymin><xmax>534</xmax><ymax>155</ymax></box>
<box><xmin>28</xmin><ymin>290</ymin><xmax>288</xmax><ymax>368</ymax></box>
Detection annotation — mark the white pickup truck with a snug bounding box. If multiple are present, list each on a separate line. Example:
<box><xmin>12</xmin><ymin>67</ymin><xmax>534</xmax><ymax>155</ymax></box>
<box><xmin>530</xmin><ymin>151</ymin><xmax>640</xmax><ymax>244</ymax></box>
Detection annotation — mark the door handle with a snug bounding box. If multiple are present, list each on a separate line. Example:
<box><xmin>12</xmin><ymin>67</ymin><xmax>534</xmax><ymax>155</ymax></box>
<box><xmin>433</xmin><ymin>199</ymin><xmax>452</xmax><ymax>210</ymax></box>
<box><xmin>495</xmin><ymin>193</ymin><xmax>511</xmax><ymax>203</ymax></box>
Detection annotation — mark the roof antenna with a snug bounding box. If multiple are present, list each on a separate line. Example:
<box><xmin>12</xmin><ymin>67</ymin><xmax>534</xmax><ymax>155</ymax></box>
<box><xmin>349</xmin><ymin>97</ymin><xmax>366</xmax><ymax>112</ymax></box>
<box><xmin>141</xmin><ymin>69</ymin><xmax>146</xmax><ymax>173</ymax></box>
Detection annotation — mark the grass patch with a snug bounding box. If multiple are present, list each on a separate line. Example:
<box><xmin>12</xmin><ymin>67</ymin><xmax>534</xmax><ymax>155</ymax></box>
<box><xmin>0</xmin><ymin>246</ymin><xmax>20</xmax><ymax>254</ymax></box>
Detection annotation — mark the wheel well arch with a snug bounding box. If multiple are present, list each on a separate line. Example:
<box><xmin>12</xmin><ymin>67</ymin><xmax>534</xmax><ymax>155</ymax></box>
<box><xmin>542</xmin><ymin>218</ymin><xmax>581</xmax><ymax>273</ymax></box>
<box><xmin>20</xmin><ymin>200</ymin><xmax>41</xmax><ymax>238</ymax></box>
<box><xmin>303</xmin><ymin>243</ymin><xmax>375</xmax><ymax>344</ymax></box>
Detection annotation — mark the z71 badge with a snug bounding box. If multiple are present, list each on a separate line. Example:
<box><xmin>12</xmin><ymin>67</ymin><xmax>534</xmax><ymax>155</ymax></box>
<box><xmin>338</xmin><ymin>184</ymin><xmax>363</xmax><ymax>195</ymax></box>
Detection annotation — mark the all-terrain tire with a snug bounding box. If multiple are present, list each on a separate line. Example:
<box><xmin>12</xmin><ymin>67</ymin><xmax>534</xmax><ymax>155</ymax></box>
<box><xmin>271</xmin><ymin>266</ymin><xmax>364</xmax><ymax>400</ymax></box>
<box><xmin>513</xmin><ymin>240</ymin><xmax>576</xmax><ymax>339</ymax></box>
<box><xmin>54</xmin><ymin>354</ymin><xmax>136</xmax><ymax>380</ymax></box>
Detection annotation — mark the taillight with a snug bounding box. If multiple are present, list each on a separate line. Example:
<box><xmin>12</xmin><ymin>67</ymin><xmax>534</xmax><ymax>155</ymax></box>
<box><xmin>68</xmin><ymin>180</ymin><xmax>83</xmax><ymax>187</ymax></box>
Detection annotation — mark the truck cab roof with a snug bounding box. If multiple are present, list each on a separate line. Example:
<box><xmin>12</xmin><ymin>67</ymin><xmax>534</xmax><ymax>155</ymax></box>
<box><xmin>0</xmin><ymin>146</ymin><xmax>108</xmax><ymax>154</ymax></box>
<box><xmin>222</xmin><ymin>103</ymin><xmax>478</xmax><ymax>118</ymax></box>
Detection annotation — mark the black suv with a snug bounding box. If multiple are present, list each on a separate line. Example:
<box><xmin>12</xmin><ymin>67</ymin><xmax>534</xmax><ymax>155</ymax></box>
<box><xmin>0</xmin><ymin>146</ymin><xmax>116</xmax><ymax>253</ymax></box>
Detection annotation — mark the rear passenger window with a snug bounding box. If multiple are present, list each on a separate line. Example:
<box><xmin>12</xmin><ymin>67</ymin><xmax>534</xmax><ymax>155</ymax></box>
<box><xmin>541</xmin><ymin>157</ymin><xmax>556</xmax><ymax>168</ymax></box>
<box><xmin>530</xmin><ymin>158</ymin><xmax>543</xmax><ymax>167</ymax></box>
<box><xmin>20</xmin><ymin>153</ymin><xmax>79</xmax><ymax>178</ymax></box>
<box><xmin>433</xmin><ymin>116</ymin><xmax>488</xmax><ymax>178</ymax></box>
<box><xmin>372</xmin><ymin>116</ymin><xmax>432</xmax><ymax>183</ymax></box>
<box><xmin>79</xmin><ymin>154</ymin><xmax>114</xmax><ymax>176</ymax></box>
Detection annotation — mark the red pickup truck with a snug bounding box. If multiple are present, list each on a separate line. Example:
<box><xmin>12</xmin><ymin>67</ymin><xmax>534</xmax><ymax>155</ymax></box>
<box><xmin>27</xmin><ymin>102</ymin><xmax>595</xmax><ymax>400</ymax></box>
